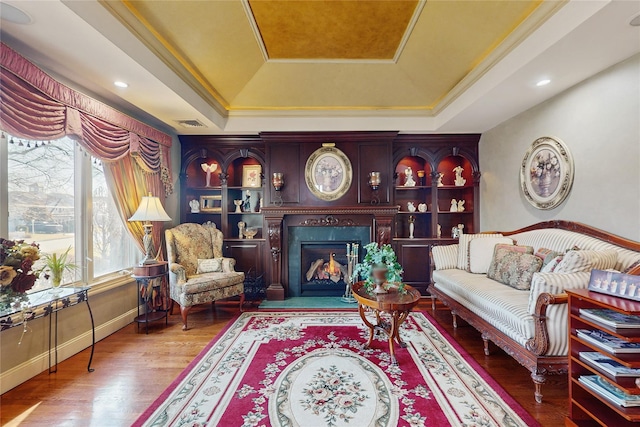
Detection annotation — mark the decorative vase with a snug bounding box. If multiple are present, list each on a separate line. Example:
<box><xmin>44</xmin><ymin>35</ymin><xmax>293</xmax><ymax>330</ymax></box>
<box><xmin>50</xmin><ymin>274</ymin><xmax>63</xmax><ymax>295</ymax></box>
<box><xmin>538</xmin><ymin>172</ymin><xmax>552</xmax><ymax>197</ymax></box>
<box><xmin>372</xmin><ymin>266</ymin><xmax>388</xmax><ymax>294</ymax></box>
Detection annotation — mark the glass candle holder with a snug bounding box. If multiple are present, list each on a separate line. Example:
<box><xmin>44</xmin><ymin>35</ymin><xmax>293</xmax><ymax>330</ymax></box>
<box><xmin>368</xmin><ymin>171</ymin><xmax>381</xmax><ymax>190</ymax></box>
<box><xmin>272</xmin><ymin>172</ymin><xmax>284</xmax><ymax>191</ymax></box>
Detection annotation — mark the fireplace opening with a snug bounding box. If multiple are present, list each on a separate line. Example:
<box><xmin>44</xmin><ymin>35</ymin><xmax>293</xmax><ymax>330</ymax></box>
<box><xmin>301</xmin><ymin>243</ymin><xmax>349</xmax><ymax>295</ymax></box>
<box><xmin>288</xmin><ymin>225</ymin><xmax>370</xmax><ymax>297</ymax></box>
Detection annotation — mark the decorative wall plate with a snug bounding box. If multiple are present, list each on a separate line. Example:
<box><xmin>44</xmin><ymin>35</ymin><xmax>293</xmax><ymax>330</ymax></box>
<box><xmin>520</xmin><ymin>136</ymin><xmax>574</xmax><ymax>210</ymax></box>
<box><xmin>305</xmin><ymin>145</ymin><xmax>352</xmax><ymax>201</ymax></box>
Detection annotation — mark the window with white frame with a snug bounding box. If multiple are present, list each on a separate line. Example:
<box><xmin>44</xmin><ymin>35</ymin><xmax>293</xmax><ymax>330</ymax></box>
<box><xmin>3</xmin><ymin>134</ymin><xmax>139</xmax><ymax>291</ymax></box>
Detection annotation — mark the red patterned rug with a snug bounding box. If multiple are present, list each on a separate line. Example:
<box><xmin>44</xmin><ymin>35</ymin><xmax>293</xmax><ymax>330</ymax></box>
<box><xmin>134</xmin><ymin>311</ymin><xmax>539</xmax><ymax>427</ymax></box>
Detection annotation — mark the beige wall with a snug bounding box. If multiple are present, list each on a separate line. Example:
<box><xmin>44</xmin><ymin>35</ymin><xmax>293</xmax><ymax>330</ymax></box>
<box><xmin>479</xmin><ymin>54</ymin><xmax>640</xmax><ymax>241</ymax></box>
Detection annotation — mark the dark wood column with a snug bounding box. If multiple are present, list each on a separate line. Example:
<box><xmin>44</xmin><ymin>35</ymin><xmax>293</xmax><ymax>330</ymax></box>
<box><xmin>265</xmin><ymin>217</ymin><xmax>285</xmax><ymax>300</ymax></box>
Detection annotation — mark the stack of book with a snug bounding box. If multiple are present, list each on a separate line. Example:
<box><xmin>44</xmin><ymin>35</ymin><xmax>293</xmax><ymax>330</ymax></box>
<box><xmin>580</xmin><ymin>308</ymin><xmax>640</xmax><ymax>328</ymax></box>
<box><xmin>576</xmin><ymin>329</ymin><xmax>640</xmax><ymax>354</ymax></box>
<box><xmin>579</xmin><ymin>352</ymin><xmax>640</xmax><ymax>378</ymax></box>
<box><xmin>579</xmin><ymin>375</ymin><xmax>640</xmax><ymax>407</ymax></box>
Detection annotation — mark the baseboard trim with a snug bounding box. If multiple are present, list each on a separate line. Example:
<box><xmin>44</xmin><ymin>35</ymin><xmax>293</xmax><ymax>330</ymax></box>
<box><xmin>0</xmin><ymin>308</ymin><xmax>137</xmax><ymax>394</ymax></box>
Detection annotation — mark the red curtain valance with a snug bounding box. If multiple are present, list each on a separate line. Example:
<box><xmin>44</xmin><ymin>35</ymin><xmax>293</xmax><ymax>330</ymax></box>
<box><xmin>0</xmin><ymin>42</ymin><xmax>172</xmax><ymax>192</ymax></box>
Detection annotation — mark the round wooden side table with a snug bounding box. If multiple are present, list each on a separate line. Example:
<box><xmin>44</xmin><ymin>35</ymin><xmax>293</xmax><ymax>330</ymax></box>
<box><xmin>352</xmin><ymin>281</ymin><xmax>421</xmax><ymax>365</ymax></box>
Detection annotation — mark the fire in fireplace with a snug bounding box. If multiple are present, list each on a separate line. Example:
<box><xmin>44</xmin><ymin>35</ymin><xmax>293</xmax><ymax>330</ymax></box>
<box><xmin>303</xmin><ymin>244</ymin><xmax>348</xmax><ymax>289</ymax></box>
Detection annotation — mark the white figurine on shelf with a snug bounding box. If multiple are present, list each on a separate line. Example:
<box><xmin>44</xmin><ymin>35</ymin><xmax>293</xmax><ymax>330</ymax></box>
<box><xmin>453</xmin><ymin>166</ymin><xmax>466</xmax><ymax>186</ymax></box>
<box><xmin>436</xmin><ymin>172</ymin><xmax>444</xmax><ymax>187</ymax></box>
<box><xmin>189</xmin><ymin>199</ymin><xmax>200</xmax><ymax>213</ymax></box>
<box><xmin>457</xmin><ymin>199</ymin><xmax>465</xmax><ymax>212</ymax></box>
<box><xmin>201</xmin><ymin>162</ymin><xmax>218</xmax><ymax>187</ymax></box>
<box><xmin>418</xmin><ymin>203</ymin><xmax>427</xmax><ymax>212</ymax></box>
<box><xmin>437</xmin><ymin>224</ymin><xmax>442</xmax><ymax>238</ymax></box>
<box><xmin>409</xmin><ymin>215</ymin><xmax>415</xmax><ymax>239</ymax></box>
<box><xmin>450</xmin><ymin>199</ymin><xmax>458</xmax><ymax>212</ymax></box>
<box><xmin>238</xmin><ymin>221</ymin><xmax>246</xmax><ymax>239</ymax></box>
<box><xmin>407</xmin><ymin>201</ymin><xmax>416</xmax><ymax>212</ymax></box>
<box><xmin>243</xmin><ymin>190</ymin><xmax>251</xmax><ymax>212</ymax></box>
<box><xmin>403</xmin><ymin>167</ymin><xmax>416</xmax><ymax>187</ymax></box>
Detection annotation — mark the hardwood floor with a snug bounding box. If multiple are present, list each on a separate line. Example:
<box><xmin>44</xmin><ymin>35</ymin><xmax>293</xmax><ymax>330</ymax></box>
<box><xmin>0</xmin><ymin>299</ymin><xmax>568</xmax><ymax>426</ymax></box>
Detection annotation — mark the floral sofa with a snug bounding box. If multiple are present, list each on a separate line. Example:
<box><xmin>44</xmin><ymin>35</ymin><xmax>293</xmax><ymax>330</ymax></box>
<box><xmin>429</xmin><ymin>221</ymin><xmax>640</xmax><ymax>402</ymax></box>
<box><xmin>165</xmin><ymin>222</ymin><xmax>244</xmax><ymax>330</ymax></box>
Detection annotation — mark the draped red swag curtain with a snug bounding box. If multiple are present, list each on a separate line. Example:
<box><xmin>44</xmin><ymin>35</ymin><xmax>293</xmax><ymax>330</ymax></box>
<box><xmin>0</xmin><ymin>42</ymin><xmax>173</xmax><ymax>264</ymax></box>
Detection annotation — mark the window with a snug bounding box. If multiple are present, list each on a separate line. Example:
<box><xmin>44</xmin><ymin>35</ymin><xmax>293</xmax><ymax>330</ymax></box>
<box><xmin>92</xmin><ymin>161</ymin><xmax>134</xmax><ymax>277</ymax></box>
<box><xmin>3</xmin><ymin>134</ymin><xmax>138</xmax><ymax>291</ymax></box>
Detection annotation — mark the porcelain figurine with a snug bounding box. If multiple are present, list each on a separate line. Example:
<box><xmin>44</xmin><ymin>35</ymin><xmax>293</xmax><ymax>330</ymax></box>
<box><xmin>437</xmin><ymin>172</ymin><xmax>444</xmax><ymax>187</ymax></box>
<box><xmin>403</xmin><ymin>167</ymin><xmax>416</xmax><ymax>187</ymax></box>
<box><xmin>189</xmin><ymin>199</ymin><xmax>200</xmax><ymax>213</ymax></box>
<box><xmin>453</xmin><ymin>166</ymin><xmax>466</xmax><ymax>186</ymax></box>
<box><xmin>407</xmin><ymin>201</ymin><xmax>416</xmax><ymax>212</ymax></box>
<box><xmin>418</xmin><ymin>203</ymin><xmax>427</xmax><ymax>212</ymax></box>
<box><xmin>450</xmin><ymin>199</ymin><xmax>458</xmax><ymax>212</ymax></box>
<box><xmin>201</xmin><ymin>162</ymin><xmax>218</xmax><ymax>187</ymax></box>
<box><xmin>409</xmin><ymin>215</ymin><xmax>415</xmax><ymax>239</ymax></box>
<box><xmin>457</xmin><ymin>199</ymin><xmax>465</xmax><ymax>212</ymax></box>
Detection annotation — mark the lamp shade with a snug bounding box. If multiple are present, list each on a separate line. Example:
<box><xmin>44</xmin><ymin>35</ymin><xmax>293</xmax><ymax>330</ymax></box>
<box><xmin>128</xmin><ymin>193</ymin><xmax>172</xmax><ymax>222</ymax></box>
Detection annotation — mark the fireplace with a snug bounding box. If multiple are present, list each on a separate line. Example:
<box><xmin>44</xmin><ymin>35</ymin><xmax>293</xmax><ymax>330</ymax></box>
<box><xmin>261</xmin><ymin>206</ymin><xmax>398</xmax><ymax>300</ymax></box>
<box><xmin>288</xmin><ymin>226</ymin><xmax>370</xmax><ymax>297</ymax></box>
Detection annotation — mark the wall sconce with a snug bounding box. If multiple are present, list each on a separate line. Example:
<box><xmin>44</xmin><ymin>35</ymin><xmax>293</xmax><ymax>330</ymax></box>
<box><xmin>368</xmin><ymin>171</ymin><xmax>381</xmax><ymax>205</ymax></box>
<box><xmin>272</xmin><ymin>172</ymin><xmax>284</xmax><ymax>206</ymax></box>
<box><xmin>368</xmin><ymin>171</ymin><xmax>381</xmax><ymax>190</ymax></box>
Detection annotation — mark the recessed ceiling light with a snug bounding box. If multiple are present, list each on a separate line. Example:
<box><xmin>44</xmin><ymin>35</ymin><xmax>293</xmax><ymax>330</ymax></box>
<box><xmin>536</xmin><ymin>79</ymin><xmax>551</xmax><ymax>87</ymax></box>
<box><xmin>0</xmin><ymin>2</ymin><xmax>32</xmax><ymax>24</ymax></box>
<box><xmin>114</xmin><ymin>81</ymin><xmax>129</xmax><ymax>88</ymax></box>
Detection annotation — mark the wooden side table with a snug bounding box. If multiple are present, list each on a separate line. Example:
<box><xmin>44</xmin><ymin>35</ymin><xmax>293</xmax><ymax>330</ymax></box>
<box><xmin>132</xmin><ymin>262</ymin><xmax>169</xmax><ymax>334</ymax></box>
<box><xmin>352</xmin><ymin>281</ymin><xmax>421</xmax><ymax>365</ymax></box>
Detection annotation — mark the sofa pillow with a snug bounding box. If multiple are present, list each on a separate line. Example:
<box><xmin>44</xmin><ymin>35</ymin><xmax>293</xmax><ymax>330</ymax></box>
<box><xmin>496</xmin><ymin>243</ymin><xmax>534</xmax><ymax>255</ymax></box>
<box><xmin>486</xmin><ymin>245</ymin><xmax>533</xmax><ymax>277</ymax></box>
<box><xmin>457</xmin><ymin>233</ymin><xmax>504</xmax><ymax>270</ymax></box>
<box><xmin>535</xmin><ymin>247</ymin><xmax>562</xmax><ymax>267</ymax></box>
<box><xmin>432</xmin><ymin>244</ymin><xmax>459</xmax><ymax>270</ymax></box>
<box><xmin>554</xmin><ymin>249</ymin><xmax>618</xmax><ymax>274</ymax></box>
<box><xmin>468</xmin><ymin>237</ymin><xmax>514</xmax><ymax>274</ymax></box>
<box><xmin>540</xmin><ymin>255</ymin><xmax>564</xmax><ymax>273</ymax></box>
<box><xmin>487</xmin><ymin>248</ymin><xmax>543</xmax><ymax>290</ymax></box>
<box><xmin>196</xmin><ymin>258</ymin><xmax>224</xmax><ymax>274</ymax></box>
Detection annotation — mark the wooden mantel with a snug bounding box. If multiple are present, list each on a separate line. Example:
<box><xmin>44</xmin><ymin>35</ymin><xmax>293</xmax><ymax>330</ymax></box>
<box><xmin>261</xmin><ymin>205</ymin><xmax>400</xmax><ymax>300</ymax></box>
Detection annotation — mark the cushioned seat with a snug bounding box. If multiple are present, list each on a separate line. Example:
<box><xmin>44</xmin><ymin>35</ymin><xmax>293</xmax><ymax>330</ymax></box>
<box><xmin>165</xmin><ymin>222</ymin><xmax>244</xmax><ymax>330</ymax></box>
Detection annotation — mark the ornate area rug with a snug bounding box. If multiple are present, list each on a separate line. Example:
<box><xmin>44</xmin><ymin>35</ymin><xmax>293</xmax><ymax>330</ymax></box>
<box><xmin>134</xmin><ymin>311</ymin><xmax>538</xmax><ymax>427</ymax></box>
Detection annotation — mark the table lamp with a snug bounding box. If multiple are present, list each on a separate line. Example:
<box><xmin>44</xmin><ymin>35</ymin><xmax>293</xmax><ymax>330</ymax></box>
<box><xmin>128</xmin><ymin>193</ymin><xmax>172</xmax><ymax>265</ymax></box>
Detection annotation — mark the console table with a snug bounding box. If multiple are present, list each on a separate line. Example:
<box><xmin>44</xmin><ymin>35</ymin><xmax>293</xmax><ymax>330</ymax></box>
<box><xmin>132</xmin><ymin>262</ymin><xmax>169</xmax><ymax>334</ymax></box>
<box><xmin>0</xmin><ymin>286</ymin><xmax>95</xmax><ymax>373</ymax></box>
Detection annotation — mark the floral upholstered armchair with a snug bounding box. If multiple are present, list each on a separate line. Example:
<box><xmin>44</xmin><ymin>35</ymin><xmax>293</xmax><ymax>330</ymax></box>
<box><xmin>165</xmin><ymin>222</ymin><xmax>245</xmax><ymax>330</ymax></box>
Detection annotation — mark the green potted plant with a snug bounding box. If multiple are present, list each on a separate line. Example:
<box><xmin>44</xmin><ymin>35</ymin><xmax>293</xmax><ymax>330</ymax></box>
<box><xmin>354</xmin><ymin>242</ymin><xmax>404</xmax><ymax>294</ymax></box>
<box><xmin>41</xmin><ymin>246</ymin><xmax>77</xmax><ymax>294</ymax></box>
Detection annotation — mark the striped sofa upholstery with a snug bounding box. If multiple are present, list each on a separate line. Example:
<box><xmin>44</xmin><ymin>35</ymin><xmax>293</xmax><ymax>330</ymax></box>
<box><xmin>430</xmin><ymin>221</ymin><xmax>640</xmax><ymax>403</ymax></box>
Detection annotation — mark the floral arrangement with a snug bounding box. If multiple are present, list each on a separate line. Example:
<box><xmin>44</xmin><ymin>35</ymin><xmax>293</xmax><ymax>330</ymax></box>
<box><xmin>316</xmin><ymin>158</ymin><xmax>342</xmax><ymax>190</ymax></box>
<box><xmin>0</xmin><ymin>238</ymin><xmax>41</xmax><ymax>311</ymax></box>
<box><xmin>354</xmin><ymin>242</ymin><xmax>404</xmax><ymax>292</ymax></box>
<box><xmin>530</xmin><ymin>150</ymin><xmax>560</xmax><ymax>180</ymax></box>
